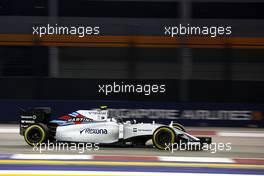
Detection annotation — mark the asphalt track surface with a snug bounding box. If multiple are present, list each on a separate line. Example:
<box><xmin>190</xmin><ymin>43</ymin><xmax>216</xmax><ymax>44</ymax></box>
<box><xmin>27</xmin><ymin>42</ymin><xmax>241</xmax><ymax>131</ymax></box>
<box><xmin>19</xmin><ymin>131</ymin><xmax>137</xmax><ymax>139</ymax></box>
<box><xmin>0</xmin><ymin>125</ymin><xmax>264</xmax><ymax>176</ymax></box>
<box><xmin>0</xmin><ymin>125</ymin><xmax>263</xmax><ymax>158</ymax></box>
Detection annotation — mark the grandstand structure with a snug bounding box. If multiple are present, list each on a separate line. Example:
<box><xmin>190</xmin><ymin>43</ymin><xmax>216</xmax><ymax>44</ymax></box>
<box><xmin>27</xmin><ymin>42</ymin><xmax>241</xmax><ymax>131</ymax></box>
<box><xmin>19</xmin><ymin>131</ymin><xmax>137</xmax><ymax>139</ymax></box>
<box><xmin>0</xmin><ymin>0</ymin><xmax>263</xmax><ymax>102</ymax></box>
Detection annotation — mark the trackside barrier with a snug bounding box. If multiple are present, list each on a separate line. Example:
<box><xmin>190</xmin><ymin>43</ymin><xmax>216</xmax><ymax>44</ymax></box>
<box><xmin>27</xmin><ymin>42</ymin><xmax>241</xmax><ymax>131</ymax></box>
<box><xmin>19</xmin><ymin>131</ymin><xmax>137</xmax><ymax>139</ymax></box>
<box><xmin>0</xmin><ymin>100</ymin><xmax>263</xmax><ymax>127</ymax></box>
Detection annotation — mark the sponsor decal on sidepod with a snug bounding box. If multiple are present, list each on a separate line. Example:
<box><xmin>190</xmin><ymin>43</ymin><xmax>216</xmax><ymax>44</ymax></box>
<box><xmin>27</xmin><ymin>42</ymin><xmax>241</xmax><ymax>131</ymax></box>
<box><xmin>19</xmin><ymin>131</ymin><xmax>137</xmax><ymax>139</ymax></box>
<box><xmin>80</xmin><ymin>128</ymin><xmax>108</xmax><ymax>135</ymax></box>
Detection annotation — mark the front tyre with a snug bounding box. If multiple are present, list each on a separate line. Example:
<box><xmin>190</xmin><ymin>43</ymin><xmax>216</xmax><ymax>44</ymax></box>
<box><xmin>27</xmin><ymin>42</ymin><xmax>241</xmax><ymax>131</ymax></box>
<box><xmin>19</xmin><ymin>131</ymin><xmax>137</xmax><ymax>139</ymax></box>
<box><xmin>152</xmin><ymin>127</ymin><xmax>175</xmax><ymax>150</ymax></box>
<box><xmin>24</xmin><ymin>124</ymin><xmax>48</xmax><ymax>146</ymax></box>
<box><xmin>172</xmin><ymin>123</ymin><xmax>186</xmax><ymax>132</ymax></box>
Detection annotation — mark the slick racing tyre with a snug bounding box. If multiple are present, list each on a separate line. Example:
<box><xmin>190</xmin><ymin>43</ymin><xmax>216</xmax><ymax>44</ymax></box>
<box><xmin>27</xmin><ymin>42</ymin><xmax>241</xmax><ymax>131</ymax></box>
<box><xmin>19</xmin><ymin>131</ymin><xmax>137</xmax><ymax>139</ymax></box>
<box><xmin>152</xmin><ymin>127</ymin><xmax>176</xmax><ymax>150</ymax></box>
<box><xmin>172</xmin><ymin>123</ymin><xmax>186</xmax><ymax>132</ymax></box>
<box><xmin>24</xmin><ymin>124</ymin><xmax>48</xmax><ymax>146</ymax></box>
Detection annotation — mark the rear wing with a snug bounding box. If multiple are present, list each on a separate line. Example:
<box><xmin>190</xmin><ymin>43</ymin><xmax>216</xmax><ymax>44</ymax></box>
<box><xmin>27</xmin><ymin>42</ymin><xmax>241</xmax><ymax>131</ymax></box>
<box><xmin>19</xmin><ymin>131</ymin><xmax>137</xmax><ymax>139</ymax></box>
<box><xmin>19</xmin><ymin>107</ymin><xmax>51</xmax><ymax>135</ymax></box>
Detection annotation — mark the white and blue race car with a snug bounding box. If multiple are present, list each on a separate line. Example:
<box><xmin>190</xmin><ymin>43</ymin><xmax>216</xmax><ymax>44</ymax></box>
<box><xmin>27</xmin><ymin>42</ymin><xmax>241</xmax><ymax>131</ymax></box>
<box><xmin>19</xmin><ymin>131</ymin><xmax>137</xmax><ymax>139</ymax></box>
<box><xmin>19</xmin><ymin>106</ymin><xmax>211</xmax><ymax>150</ymax></box>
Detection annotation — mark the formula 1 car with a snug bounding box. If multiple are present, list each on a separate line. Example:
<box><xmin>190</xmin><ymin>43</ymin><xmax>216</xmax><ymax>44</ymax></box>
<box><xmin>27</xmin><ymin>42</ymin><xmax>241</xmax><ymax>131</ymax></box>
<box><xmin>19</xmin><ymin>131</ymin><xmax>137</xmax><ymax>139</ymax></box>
<box><xmin>19</xmin><ymin>106</ymin><xmax>212</xmax><ymax>150</ymax></box>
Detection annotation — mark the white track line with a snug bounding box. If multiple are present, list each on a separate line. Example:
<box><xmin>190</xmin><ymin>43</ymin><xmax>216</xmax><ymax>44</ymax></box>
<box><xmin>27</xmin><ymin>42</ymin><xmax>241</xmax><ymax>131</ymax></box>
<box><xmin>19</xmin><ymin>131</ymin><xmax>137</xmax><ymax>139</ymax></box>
<box><xmin>0</xmin><ymin>128</ymin><xmax>19</xmax><ymax>133</ymax></box>
<box><xmin>11</xmin><ymin>154</ymin><xmax>236</xmax><ymax>163</ymax></box>
<box><xmin>0</xmin><ymin>170</ymin><xmax>261</xmax><ymax>176</ymax></box>
<box><xmin>159</xmin><ymin>156</ymin><xmax>235</xmax><ymax>163</ymax></box>
<box><xmin>218</xmin><ymin>132</ymin><xmax>264</xmax><ymax>138</ymax></box>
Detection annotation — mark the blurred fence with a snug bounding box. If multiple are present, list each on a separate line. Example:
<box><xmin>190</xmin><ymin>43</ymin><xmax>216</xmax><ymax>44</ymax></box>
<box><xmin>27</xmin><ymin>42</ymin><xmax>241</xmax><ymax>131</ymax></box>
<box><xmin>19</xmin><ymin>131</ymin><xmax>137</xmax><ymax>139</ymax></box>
<box><xmin>1</xmin><ymin>99</ymin><xmax>263</xmax><ymax>127</ymax></box>
<box><xmin>0</xmin><ymin>0</ymin><xmax>264</xmax><ymax>114</ymax></box>
<box><xmin>0</xmin><ymin>78</ymin><xmax>263</xmax><ymax>103</ymax></box>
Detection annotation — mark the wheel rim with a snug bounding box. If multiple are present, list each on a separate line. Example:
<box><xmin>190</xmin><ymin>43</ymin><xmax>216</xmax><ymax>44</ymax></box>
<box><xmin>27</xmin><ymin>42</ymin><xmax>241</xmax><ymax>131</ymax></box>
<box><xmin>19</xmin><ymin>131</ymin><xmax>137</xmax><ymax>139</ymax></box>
<box><xmin>27</xmin><ymin>128</ymin><xmax>42</xmax><ymax>143</ymax></box>
<box><xmin>25</xmin><ymin>125</ymin><xmax>45</xmax><ymax>145</ymax></box>
<box><xmin>153</xmin><ymin>128</ymin><xmax>175</xmax><ymax>149</ymax></box>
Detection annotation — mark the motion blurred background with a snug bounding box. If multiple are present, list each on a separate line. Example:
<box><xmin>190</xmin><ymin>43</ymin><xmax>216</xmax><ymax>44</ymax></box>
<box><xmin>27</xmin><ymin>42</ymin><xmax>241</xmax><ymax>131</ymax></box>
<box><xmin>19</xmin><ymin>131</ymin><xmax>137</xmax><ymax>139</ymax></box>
<box><xmin>0</xmin><ymin>2</ymin><xmax>264</xmax><ymax>176</ymax></box>
<box><xmin>0</xmin><ymin>0</ymin><xmax>263</xmax><ymax>126</ymax></box>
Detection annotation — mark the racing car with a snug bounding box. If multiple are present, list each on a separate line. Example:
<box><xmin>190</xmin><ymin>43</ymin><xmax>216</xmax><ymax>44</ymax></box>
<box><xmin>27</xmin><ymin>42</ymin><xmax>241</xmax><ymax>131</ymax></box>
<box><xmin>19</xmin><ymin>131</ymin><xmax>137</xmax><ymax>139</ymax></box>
<box><xmin>19</xmin><ymin>106</ymin><xmax>212</xmax><ymax>150</ymax></box>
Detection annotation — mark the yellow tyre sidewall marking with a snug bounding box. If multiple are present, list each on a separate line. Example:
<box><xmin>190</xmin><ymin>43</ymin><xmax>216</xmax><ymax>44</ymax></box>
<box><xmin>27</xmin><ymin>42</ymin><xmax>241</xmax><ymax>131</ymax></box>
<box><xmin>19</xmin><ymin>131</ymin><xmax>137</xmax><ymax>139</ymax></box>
<box><xmin>153</xmin><ymin>127</ymin><xmax>175</xmax><ymax>150</ymax></box>
<box><xmin>24</xmin><ymin>124</ymin><xmax>46</xmax><ymax>145</ymax></box>
<box><xmin>172</xmin><ymin>123</ymin><xmax>185</xmax><ymax>131</ymax></box>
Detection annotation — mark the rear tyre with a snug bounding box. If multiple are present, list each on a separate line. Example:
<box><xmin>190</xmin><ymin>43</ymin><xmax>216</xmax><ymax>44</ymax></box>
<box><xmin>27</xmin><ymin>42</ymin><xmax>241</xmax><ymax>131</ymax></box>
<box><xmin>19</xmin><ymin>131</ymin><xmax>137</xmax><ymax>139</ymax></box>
<box><xmin>152</xmin><ymin>127</ymin><xmax>175</xmax><ymax>150</ymax></box>
<box><xmin>24</xmin><ymin>124</ymin><xmax>48</xmax><ymax>146</ymax></box>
